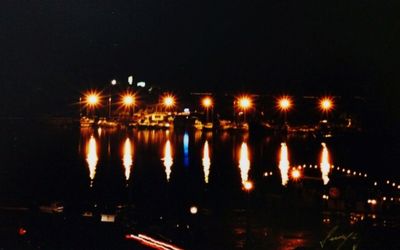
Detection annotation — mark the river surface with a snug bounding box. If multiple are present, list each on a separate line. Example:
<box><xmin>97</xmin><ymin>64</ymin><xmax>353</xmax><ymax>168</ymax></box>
<box><xmin>0</xmin><ymin>119</ymin><xmax>399</xmax><ymax>249</ymax></box>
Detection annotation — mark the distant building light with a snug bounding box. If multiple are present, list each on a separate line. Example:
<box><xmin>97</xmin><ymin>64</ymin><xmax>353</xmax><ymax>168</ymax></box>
<box><xmin>137</xmin><ymin>81</ymin><xmax>146</xmax><ymax>87</ymax></box>
<box><xmin>101</xmin><ymin>214</ymin><xmax>115</xmax><ymax>222</ymax></box>
<box><xmin>128</xmin><ymin>76</ymin><xmax>133</xmax><ymax>85</ymax></box>
<box><xmin>184</xmin><ymin>108</ymin><xmax>190</xmax><ymax>113</ymax></box>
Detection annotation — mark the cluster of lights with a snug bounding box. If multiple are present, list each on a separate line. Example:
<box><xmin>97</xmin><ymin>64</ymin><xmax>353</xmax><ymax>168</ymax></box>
<box><xmin>263</xmin><ymin>161</ymin><xmax>399</xmax><ymax>202</ymax></box>
<box><xmin>82</xmin><ymin>91</ymin><xmax>335</xmax><ymax>114</ymax></box>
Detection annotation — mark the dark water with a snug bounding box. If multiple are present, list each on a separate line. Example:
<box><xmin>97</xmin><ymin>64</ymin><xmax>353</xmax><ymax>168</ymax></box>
<box><xmin>0</xmin><ymin>119</ymin><xmax>399</xmax><ymax>249</ymax></box>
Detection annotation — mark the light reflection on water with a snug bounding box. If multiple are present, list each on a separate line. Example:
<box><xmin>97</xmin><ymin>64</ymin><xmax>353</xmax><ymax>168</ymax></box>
<box><xmin>163</xmin><ymin>139</ymin><xmax>173</xmax><ymax>181</ymax></box>
<box><xmin>238</xmin><ymin>142</ymin><xmax>251</xmax><ymax>188</ymax></box>
<box><xmin>183</xmin><ymin>132</ymin><xmax>189</xmax><ymax>167</ymax></box>
<box><xmin>86</xmin><ymin>135</ymin><xmax>98</xmax><ymax>187</ymax></box>
<box><xmin>320</xmin><ymin>142</ymin><xmax>331</xmax><ymax>185</ymax></box>
<box><xmin>79</xmin><ymin>130</ymin><xmax>344</xmax><ymax>191</ymax></box>
<box><xmin>278</xmin><ymin>142</ymin><xmax>290</xmax><ymax>186</ymax></box>
<box><xmin>202</xmin><ymin>140</ymin><xmax>211</xmax><ymax>184</ymax></box>
<box><xmin>122</xmin><ymin>138</ymin><xmax>133</xmax><ymax>181</ymax></box>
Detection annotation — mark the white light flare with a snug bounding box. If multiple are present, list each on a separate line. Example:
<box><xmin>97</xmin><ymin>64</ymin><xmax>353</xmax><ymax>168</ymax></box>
<box><xmin>320</xmin><ymin>142</ymin><xmax>331</xmax><ymax>185</ymax></box>
<box><xmin>86</xmin><ymin>136</ymin><xmax>98</xmax><ymax>187</ymax></box>
<box><xmin>238</xmin><ymin>142</ymin><xmax>251</xmax><ymax>188</ymax></box>
<box><xmin>123</xmin><ymin>138</ymin><xmax>133</xmax><ymax>181</ymax></box>
<box><xmin>202</xmin><ymin>140</ymin><xmax>211</xmax><ymax>184</ymax></box>
<box><xmin>278</xmin><ymin>142</ymin><xmax>290</xmax><ymax>186</ymax></box>
<box><xmin>163</xmin><ymin>140</ymin><xmax>173</xmax><ymax>181</ymax></box>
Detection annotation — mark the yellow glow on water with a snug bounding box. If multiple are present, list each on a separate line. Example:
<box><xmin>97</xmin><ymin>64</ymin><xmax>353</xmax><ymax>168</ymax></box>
<box><xmin>123</xmin><ymin>138</ymin><xmax>133</xmax><ymax>181</ymax></box>
<box><xmin>238</xmin><ymin>142</ymin><xmax>251</xmax><ymax>188</ymax></box>
<box><xmin>320</xmin><ymin>142</ymin><xmax>331</xmax><ymax>185</ymax></box>
<box><xmin>202</xmin><ymin>140</ymin><xmax>211</xmax><ymax>184</ymax></box>
<box><xmin>86</xmin><ymin>136</ymin><xmax>98</xmax><ymax>187</ymax></box>
<box><xmin>163</xmin><ymin>140</ymin><xmax>173</xmax><ymax>181</ymax></box>
<box><xmin>278</xmin><ymin>142</ymin><xmax>290</xmax><ymax>186</ymax></box>
<box><xmin>291</xmin><ymin>169</ymin><xmax>301</xmax><ymax>180</ymax></box>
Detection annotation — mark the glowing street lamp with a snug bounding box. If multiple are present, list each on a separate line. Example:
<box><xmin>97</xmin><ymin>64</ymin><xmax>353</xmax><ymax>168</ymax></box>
<box><xmin>237</xmin><ymin>96</ymin><xmax>252</xmax><ymax>122</ymax></box>
<box><xmin>123</xmin><ymin>94</ymin><xmax>135</xmax><ymax>107</ymax></box>
<box><xmin>243</xmin><ymin>180</ymin><xmax>253</xmax><ymax>192</ymax></box>
<box><xmin>84</xmin><ymin>91</ymin><xmax>100</xmax><ymax>118</ymax></box>
<box><xmin>277</xmin><ymin>96</ymin><xmax>292</xmax><ymax>124</ymax></box>
<box><xmin>319</xmin><ymin>97</ymin><xmax>334</xmax><ymax>113</ymax></box>
<box><xmin>291</xmin><ymin>169</ymin><xmax>301</xmax><ymax>181</ymax></box>
<box><xmin>202</xmin><ymin>97</ymin><xmax>212</xmax><ymax>108</ymax></box>
<box><xmin>121</xmin><ymin>93</ymin><xmax>136</xmax><ymax>116</ymax></box>
<box><xmin>87</xmin><ymin>94</ymin><xmax>99</xmax><ymax>107</ymax></box>
<box><xmin>202</xmin><ymin>97</ymin><xmax>213</xmax><ymax>123</ymax></box>
<box><xmin>278</xmin><ymin>96</ymin><xmax>292</xmax><ymax>112</ymax></box>
<box><xmin>162</xmin><ymin>95</ymin><xmax>176</xmax><ymax>111</ymax></box>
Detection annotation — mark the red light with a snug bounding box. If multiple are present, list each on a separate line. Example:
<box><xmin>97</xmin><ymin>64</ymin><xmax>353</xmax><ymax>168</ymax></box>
<box><xmin>125</xmin><ymin>233</ymin><xmax>183</xmax><ymax>250</ymax></box>
<box><xmin>18</xmin><ymin>228</ymin><xmax>27</xmax><ymax>236</ymax></box>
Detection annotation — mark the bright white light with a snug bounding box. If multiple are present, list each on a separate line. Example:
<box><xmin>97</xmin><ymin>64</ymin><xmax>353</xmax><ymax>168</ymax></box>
<box><xmin>137</xmin><ymin>81</ymin><xmax>146</xmax><ymax>87</ymax></box>
<box><xmin>202</xmin><ymin>141</ymin><xmax>211</xmax><ymax>184</ymax></box>
<box><xmin>128</xmin><ymin>76</ymin><xmax>133</xmax><ymax>85</ymax></box>
<box><xmin>239</xmin><ymin>142</ymin><xmax>251</xmax><ymax>188</ymax></box>
<box><xmin>190</xmin><ymin>206</ymin><xmax>198</xmax><ymax>214</ymax></box>
<box><xmin>320</xmin><ymin>143</ymin><xmax>331</xmax><ymax>185</ymax></box>
<box><xmin>123</xmin><ymin>138</ymin><xmax>133</xmax><ymax>181</ymax></box>
<box><xmin>111</xmin><ymin>79</ymin><xmax>117</xmax><ymax>85</ymax></box>
<box><xmin>278</xmin><ymin>142</ymin><xmax>290</xmax><ymax>186</ymax></box>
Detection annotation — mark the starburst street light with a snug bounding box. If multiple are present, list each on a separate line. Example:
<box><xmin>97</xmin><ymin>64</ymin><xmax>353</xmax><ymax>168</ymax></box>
<box><xmin>202</xmin><ymin>97</ymin><xmax>213</xmax><ymax>123</ymax></box>
<box><xmin>236</xmin><ymin>95</ymin><xmax>252</xmax><ymax>122</ymax></box>
<box><xmin>238</xmin><ymin>96</ymin><xmax>252</xmax><ymax>110</ymax></box>
<box><xmin>202</xmin><ymin>97</ymin><xmax>213</xmax><ymax>108</ymax></box>
<box><xmin>87</xmin><ymin>94</ymin><xmax>99</xmax><ymax>106</ymax></box>
<box><xmin>291</xmin><ymin>169</ymin><xmax>301</xmax><ymax>181</ymax></box>
<box><xmin>277</xmin><ymin>96</ymin><xmax>292</xmax><ymax>111</ymax></box>
<box><xmin>162</xmin><ymin>95</ymin><xmax>176</xmax><ymax>111</ymax></box>
<box><xmin>121</xmin><ymin>92</ymin><xmax>136</xmax><ymax>116</ymax></box>
<box><xmin>84</xmin><ymin>91</ymin><xmax>101</xmax><ymax>118</ymax></box>
<box><xmin>319</xmin><ymin>97</ymin><xmax>334</xmax><ymax>113</ymax></box>
<box><xmin>277</xmin><ymin>96</ymin><xmax>292</xmax><ymax>124</ymax></box>
<box><xmin>122</xmin><ymin>94</ymin><xmax>135</xmax><ymax>107</ymax></box>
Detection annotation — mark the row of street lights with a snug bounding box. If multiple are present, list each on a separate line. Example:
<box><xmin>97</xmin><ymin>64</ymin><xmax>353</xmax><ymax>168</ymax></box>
<box><xmin>80</xmin><ymin>91</ymin><xmax>334</xmax><ymax>120</ymax></box>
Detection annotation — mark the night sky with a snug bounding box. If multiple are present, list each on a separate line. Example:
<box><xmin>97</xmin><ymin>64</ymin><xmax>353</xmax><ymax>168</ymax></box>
<box><xmin>1</xmin><ymin>1</ymin><xmax>399</xmax><ymax>124</ymax></box>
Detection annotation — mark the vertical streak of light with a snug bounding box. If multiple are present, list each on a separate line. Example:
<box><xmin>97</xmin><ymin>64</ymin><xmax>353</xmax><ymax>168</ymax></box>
<box><xmin>202</xmin><ymin>140</ymin><xmax>211</xmax><ymax>184</ymax></box>
<box><xmin>278</xmin><ymin>142</ymin><xmax>290</xmax><ymax>186</ymax></box>
<box><xmin>320</xmin><ymin>142</ymin><xmax>331</xmax><ymax>185</ymax></box>
<box><xmin>86</xmin><ymin>135</ymin><xmax>98</xmax><ymax>187</ymax></box>
<box><xmin>163</xmin><ymin>140</ymin><xmax>173</xmax><ymax>181</ymax></box>
<box><xmin>238</xmin><ymin>142</ymin><xmax>250</xmax><ymax>187</ymax></box>
<box><xmin>183</xmin><ymin>132</ymin><xmax>189</xmax><ymax>167</ymax></box>
<box><xmin>123</xmin><ymin>138</ymin><xmax>133</xmax><ymax>181</ymax></box>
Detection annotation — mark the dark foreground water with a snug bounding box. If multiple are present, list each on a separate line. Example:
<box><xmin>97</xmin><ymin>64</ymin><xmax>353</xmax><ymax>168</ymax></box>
<box><xmin>0</xmin><ymin>118</ymin><xmax>399</xmax><ymax>249</ymax></box>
